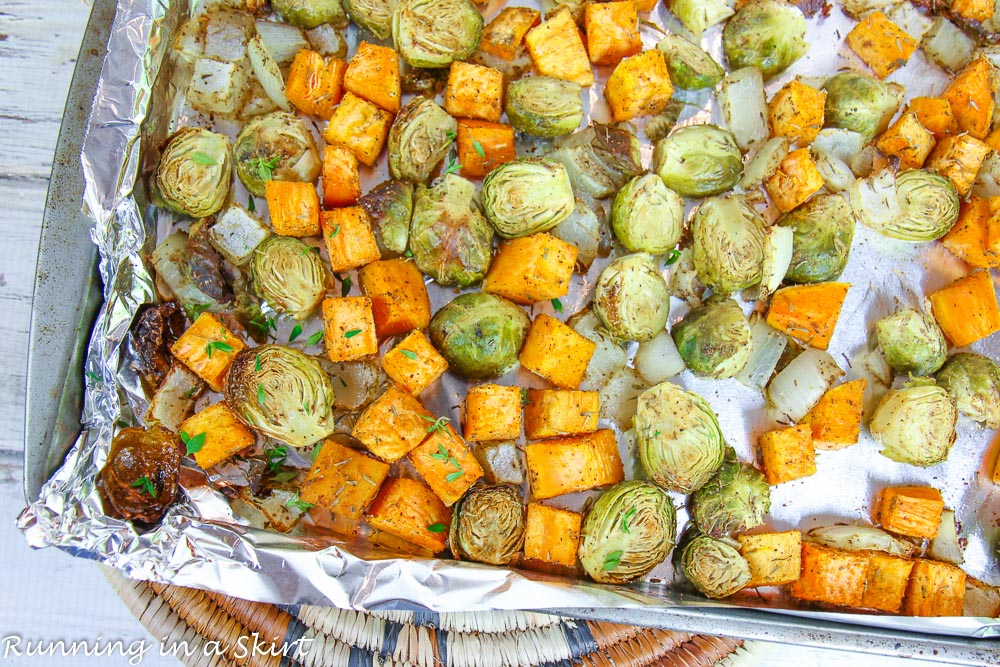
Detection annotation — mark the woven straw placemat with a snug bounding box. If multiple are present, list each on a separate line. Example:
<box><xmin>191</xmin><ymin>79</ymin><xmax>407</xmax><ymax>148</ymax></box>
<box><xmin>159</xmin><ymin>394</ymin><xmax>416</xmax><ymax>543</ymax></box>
<box><xmin>101</xmin><ymin>566</ymin><xmax>761</xmax><ymax>667</ymax></box>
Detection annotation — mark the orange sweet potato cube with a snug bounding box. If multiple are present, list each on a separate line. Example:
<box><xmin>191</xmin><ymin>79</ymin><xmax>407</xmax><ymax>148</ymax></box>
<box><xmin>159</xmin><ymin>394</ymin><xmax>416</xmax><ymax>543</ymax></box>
<box><xmin>878</xmin><ymin>486</ymin><xmax>945</xmax><ymax>539</ymax></box>
<box><xmin>903</xmin><ymin>559</ymin><xmax>967</xmax><ymax>616</ymax></box>
<box><xmin>861</xmin><ymin>551</ymin><xmax>915</xmax><ymax>614</ymax></box>
<box><xmin>844</xmin><ymin>11</ymin><xmax>917</xmax><ymax>79</ymax></box>
<box><xmin>929</xmin><ymin>270</ymin><xmax>1000</xmax><ymax>347</ymax></box>
<box><xmin>321</xmin><ymin>296</ymin><xmax>378</xmax><ymax>362</ymax></box>
<box><xmin>456</xmin><ymin>119</ymin><xmax>517</xmax><ymax>179</ymax></box>
<box><xmin>366</xmin><ymin>477</ymin><xmax>452</xmax><ymax>553</ymax></box>
<box><xmin>352</xmin><ymin>385</ymin><xmax>435</xmax><ymax>462</ymax></box>
<box><xmin>483</xmin><ymin>233</ymin><xmax>577</xmax><ymax>305</ymax></box>
<box><xmin>524</xmin><ymin>503</ymin><xmax>582</xmax><ymax>567</ymax></box>
<box><xmin>285</xmin><ymin>49</ymin><xmax>346</xmax><ymax>120</ymax></box>
<box><xmin>941</xmin><ymin>197</ymin><xmax>1000</xmax><ymax>269</ymax></box>
<box><xmin>321</xmin><ymin>207</ymin><xmax>381</xmax><ymax>272</ymax></box>
<box><xmin>766</xmin><ymin>282</ymin><xmax>850</xmax><ymax>350</ymax></box>
<box><xmin>585</xmin><ymin>1</ymin><xmax>642</xmax><ymax>66</ymax></box>
<box><xmin>765</xmin><ymin>148</ymin><xmax>824</xmax><ymax>213</ymax></box>
<box><xmin>481</xmin><ymin>6</ymin><xmax>541</xmax><ymax>61</ymax></box>
<box><xmin>605</xmin><ymin>50</ymin><xmax>674</xmax><ymax>122</ymax></box>
<box><xmin>952</xmin><ymin>0</ymin><xmax>995</xmax><ymax>22</ymax></box>
<box><xmin>875</xmin><ymin>112</ymin><xmax>936</xmax><ymax>170</ymax></box>
<box><xmin>737</xmin><ymin>531</ymin><xmax>802</xmax><ymax>587</ymax></box>
<box><xmin>180</xmin><ymin>402</ymin><xmax>255</xmax><ymax>470</ymax></box>
<box><xmin>358</xmin><ymin>258</ymin><xmax>431</xmax><ymax>339</ymax></box>
<box><xmin>265</xmin><ymin>181</ymin><xmax>320</xmax><ymax>237</ymax></box>
<box><xmin>943</xmin><ymin>57</ymin><xmax>996</xmax><ymax>140</ymax></box>
<box><xmin>758</xmin><ymin>424</ymin><xmax>816</xmax><ymax>485</ymax></box>
<box><xmin>523</xmin><ymin>389</ymin><xmax>599</xmax><ymax>440</ymax></box>
<box><xmin>800</xmin><ymin>379</ymin><xmax>866</xmax><ymax>450</ymax></box>
<box><xmin>987</xmin><ymin>127</ymin><xmax>1000</xmax><ymax>152</ymax></box>
<box><xmin>444</xmin><ymin>61</ymin><xmax>504</xmax><ymax>122</ymax></box>
<box><xmin>409</xmin><ymin>425</ymin><xmax>484</xmax><ymax>505</ymax></box>
<box><xmin>381</xmin><ymin>330</ymin><xmax>449</xmax><ymax>396</ymax></box>
<box><xmin>789</xmin><ymin>542</ymin><xmax>868</xmax><ymax>607</ymax></box>
<box><xmin>526</xmin><ymin>429</ymin><xmax>624</xmax><ymax>500</ymax></box>
<box><xmin>324</xmin><ymin>92</ymin><xmax>393</xmax><ymax>166</ymax></box>
<box><xmin>170</xmin><ymin>312</ymin><xmax>246</xmax><ymax>392</ymax></box>
<box><xmin>322</xmin><ymin>143</ymin><xmax>361</xmax><ymax>208</ymax></box>
<box><xmin>343</xmin><ymin>41</ymin><xmax>401</xmax><ymax>114</ymax></box>
<box><xmin>519</xmin><ymin>314</ymin><xmax>597</xmax><ymax>389</ymax></box>
<box><xmin>768</xmin><ymin>79</ymin><xmax>826</xmax><ymax>145</ymax></box>
<box><xmin>525</xmin><ymin>7</ymin><xmax>594</xmax><ymax>87</ymax></box>
<box><xmin>926</xmin><ymin>134</ymin><xmax>991</xmax><ymax>196</ymax></box>
<box><xmin>907</xmin><ymin>97</ymin><xmax>958</xmax><ymax>138</ymax></box>
<box><xmin>300</xmin><ymin>439</ymin><xmax>390</xmax><ymax>519</ymax></box>
<box><xmin>464</xmin><ymin>384</ymin><xmax>522</xmax><ymax>442</ymax></box>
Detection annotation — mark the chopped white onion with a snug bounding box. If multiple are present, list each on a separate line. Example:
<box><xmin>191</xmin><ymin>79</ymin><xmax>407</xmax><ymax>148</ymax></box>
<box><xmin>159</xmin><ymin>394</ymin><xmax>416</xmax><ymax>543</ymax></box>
<box><xmin>598</xmin><ymin>366</ymin><xmax>648</xmax><ymax>429</ymax></box>
<box><xmin>841</xmin><ymin>0</ymin><xmax>894</xmax><ymax>19</ymax></box>
<box><xmin>203</xmin><ymin>11</ymin><xmax>250</xmax><ymax>62</ymax></box>
<box><xmin>813</xmin><ymin>153</ymin><xmax>855</xmax><ymax>193</ymax></box>
<box><xmin>922</xmin><ymin>18</ymin><xmax>975</xmax><ymax>73</ymax></box>
<box><xmin>739</xmin><ymin>137</ymin><xmax>789</xmax><ymax>192</ymax></box>
<box><xmin>863</xmin><ymin>346</ymin><xmax>894</xmax><ymax>387</ymax></box>
<box><xmin>248</xmin><ymin>35</ymin><xmax>291</xmax><ymax>111</ymax></box>
<box><xmin>886</xmin><ymin>1</ymin><xmax>933</xmax><ymax>42</ymax></box>
<box><xmin>254</xmin><ymin>19</ymin><xmax>309</xmax><ymax>65</ymax></box>
<box><xmin>929</xmin><ymin>509</ymin><xmax>965</xmax><ymax>565</ymax></box>
<box><xmin>173</xmin><ymin>18</ymin><xmax>204</xmax><ymax>63</ymax></box>
<box><xmin>759</xmin><ymin>225</ymin><xmax>793</xmax><ymax>300</ymax></box>
<box><xmin>812</xmin><ymin>128</ymin><xmax>866</xmax><ymax>163</ymax></box>
<box><xmin>767</xmin><ymin>347</ymin><xmax>844</xmax><ymax>422</ymax></box>
<box><xmin>306</xmin><ymin>24</ymin><xmax>349</xmax><ymax>60</ymax></box>
<box><xmin>973</xmin><ymin>151</ymin><xmax>1000</xmax><ymax>199</ymax></box>
<box><xmin>736</xmin><ymin>316</ymin><xmax>789</xmax><ymax>394</ymax></box>
<box><xmin>719</xmin><ymin>66</ymin><xmax>768</xmax><ymax>153</ymax></box>
<box><xmin>187</xmin><ymin>57</ymin><xmax>248</xmax><ymax>115</ymax></box>
<box><xmin>145</xmin><ymin>364</ymin><xmax>202</xmax><ymax>431</ymax></box>
<box><xmin>805</xmin><ymin>523</ymin><xmax>921</xmax><ymax>557</ymax></box>
<box><xmin>964</xmin><ymin>579</ymin><xmax>1000</xmax><ymax>618</ymax></box>
<box><xmin>634</xmin><ymin>329</ymin><xmax>686</xmax><ymax>384</ymax></box>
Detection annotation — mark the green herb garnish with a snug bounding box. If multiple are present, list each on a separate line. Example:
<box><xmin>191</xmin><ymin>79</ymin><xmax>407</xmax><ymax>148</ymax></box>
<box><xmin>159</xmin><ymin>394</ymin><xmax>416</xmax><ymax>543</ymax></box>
<box><xmin>286</xmin><ymin>492</ymin><xmax>314</xmax><ymax>512</ymax></box>
<box><xmin>421</xmin><ymin>415</ymin><xmax>451</xmax><ymax>433</ymax></box>
<box><xmin>664</xmin><ymin>249</ymin><xmax>682</xmax><ymax>265</ymax></box>
<box><xmin>289</xmin><ymin>324</ymin><xmax>303</xmax><ymax>342</ymax></box>
<box><xmin>551</xmin><ymin>298</ymin><xmax>563</xmax><ymax>313</ymax></box>
<box><xmin>205</xmin><ymin>340</ymin><xmax>234</xmax><ymax>358</ymax></box>
<box><xmin>328</xmin><ymin>224</ymin><xmax>341</xmax><ymax>238</ymax></box>
<box><xmin>264</xmin><ymin>445</ymin><xmax>288</xmax><ymax>474</ymax></box>
<box><xmin>621</xmin><ymin>507</ymin><xmax>638</xmax><ymax>534</ymax></box>
<box><xmin>255</xmin><ymin>353</ymin><xmax>262</xmax><ymax>372</ymax></box>
<box><xmin>257</xmin><ymin>382</ymin><xmax>266</xmax><ymax>406</ymax></box>
<box><xmin>306</xmin><ymin>330</ymin><xmax>324</xmax><ymax>346</ymax></box>
<box><xmin>341</xmin><ymin>275</ymin><xmax>352</xmax><ymax>297</ymax></box>
<box><xmin>180</xmin><ymin>431</ymin><xmax>206</xmax><ymax>456</ymax></box>
<box><xmin>344</xmin><ymin>329</ymin><xmax>363</xmax><ymax>338</ymax></box>
<box><xmin>251</xmin><ymin>155</ymin><xmax>281</xmax><ymax>182</ymax></box>
<box><xmin>603</xmin><ymin>550</ymin><xmax>624</xmax><ymax>571</ymax></box>
<box><xmin>400</xmin><ymin>349</ymin><xmax>418</xmax><ymax>360</ymax></box>
<box><xmin>183</xmin><ymin>303</ymin><xmax>211</xmax><ymax>321</ymax></box>
<box><xmin>472</xmin><ymin>140</ymin><xmax>485</xmax><ymax>158</ymax></box>
<box><xmin>191</xmin><ymin>151</ymin><xmax>217</xmax><ymax>166</ymax></box>
<box><xmin>130</xmin><ymin>476</ymin><xmax>157</xmax><ymax>497</ymax></box>
<box><xmin>427</xmin><ymin>523</ymin><xmax>447</xmax><ymax>533</ymax></box>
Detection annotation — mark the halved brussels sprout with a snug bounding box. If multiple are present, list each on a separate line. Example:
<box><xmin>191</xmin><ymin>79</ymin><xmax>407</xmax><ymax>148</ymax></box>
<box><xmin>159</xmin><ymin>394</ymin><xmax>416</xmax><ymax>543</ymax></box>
<box><xmin>250</xmin><ymin>236</ymin><xmax>327</xmax><ymax>320</ymax></box>
<box><xmin>779</xmin><ymin>194</ymin><xmax>856</xmax><ymax>284</ymax></box>
<box><xmin>392</xmin><ymin>0</ymin><xmax>482</xmax><ymax>67</ymax></box>
<box><xmin>505</xmin><ymin>77</ymin><xmax>584</xmax><ymax>138</ymax></box>
<box><xmin>722</xmin><ymin>0</ymin><xmax>807</xmax><ymax>78</ymax></box>
<box><xmin>272</xmin><ymin>0</ymin><xmax>348</xmax><ymax>29</ymax></box>
<box><xmin>870</xmin><ymin>380</ymin><xmax>958</xmax><ymax>467</ymax></box>
<box><xmin>823</xmin><ymin>72</ymin><xmax>904</xmax><ymax>143</ymax></box>
<box><xmin>936</xmin><ymin>353</ymin><xmax>1000</xmax><ymax>429</ymax></box>
<box><xmin>225</xmin><ymin>345</ymin><xmax>337</xmax><ymax>448</ymax></box>
<box><xmin>669</xmin><ymin>247</ymin><xmax>705</xmax><ymax>306</ymax></box>
<box><xmin>875</xmin><ymin>309</ymin><xmax>947</xmax><ymax>377</ymax></box>
<box><xmin>409</xmin><ymin>174</ymin><xmax>494</xmax><ymax>287</ymax></box>
<box><xmin>343</xmin><ymin>0</ymin><xmax>395</xmax><ymax>39</ymax></box>
<box><xmin>611</xmin><ymin>174</ymin><xmax>685</xmax><ymax>254</ymax></box>
<box><xmin>691</xmin><ymin>195</ymin><xmax>766</xmax><ymax>294</ymax></box>
<box><xmin>892</xmin><ymin>170</ymin><xmax>960</xmax><ymax>242</ymax></box>
<box><xmin>388</xmin><ymin>97</ymin><xmax>457</xmax><ymax>183</ymax></box>
<box><xmin>359</xmin><ymin>179</ymin><xmax>413</xmax><ymax>256</ymax></box>
<box><xmin>99</xmin><ymin>425</ymin><xmax>181</xmax><ymax>524</ymax></box>
<box><xmin>690</xmin><ymin>450</ymin><xmax>771</xmax><ymax>538</ymax></box>
<box><xmin>666</xmin><ymin>0</ymin><xmax>734</xmax><ymax>34</ymax></box>
<box><xmin>657</xmin><ymin>34</ymin><xmax>725</xmax><ymax>90</ymax></box>
<box><xmin>481</xmin><ymin>159</ymin><xmax>576</xmax><ymax>238</ymax></box>
<box><xmin>232</xmin><ymin>111</ymin><xmax>321</xmax><ymax>197</ymax></box>
<box><xmin>594</xmin><ymin>254</ymin><xmax>671</xmax><ymax>342</ymax></box>
<box><xmin>450</xmin><ymin>484</ymin><xmax>524</xmax><ymax>565</ymax></box>
<box><xmin>653</xmin><ymin>125</ymin><xmax>743</xmax><ymax>198</ymax></box>
<box><xmin>672</xmin><ymin>296</ymin><xmax>752</xmax><ymax>379</ymax></box>
<box><xmin>152</xmin><ymin>128</ymin><xmax>232</xmax><ymax>218</ymax></box>
<box><xmin>550</xmin><ymin>124</ymin><xmax>644</xmax><ymax>198</ymax></box>
<box><xmin>550</xmin><ymin>198</ymin><xmax>608</xmax><ymax>270</ymax></box>
<box><xmin>429</xmin><ymin>292</ymin><xmax>530</xmax><ymax>379</ymax></box>
<box><xmin>679</xmin><ymin>530</ymin><xmax>751</xmax><ymax>599</ymax></box>
<box><xmin>578</xmin><ymin>480</ymin><xmax>677</xmax><ymax>584</ymax></box>
<box><xmin>635</xmin><ymin>382</ymin><xmax>726</xmax><ymax>494</ymax></box>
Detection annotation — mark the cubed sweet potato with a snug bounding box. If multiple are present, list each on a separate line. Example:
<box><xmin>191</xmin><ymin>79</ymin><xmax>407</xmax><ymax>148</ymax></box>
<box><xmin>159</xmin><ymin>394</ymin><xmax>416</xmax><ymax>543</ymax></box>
<box><xmin>800</xmin><ymin>379</ymin><xmax>866</xmax><ymax>450</ymax></box>
<box><xmin>768</xmin><ymin>79</ymin><xmax>826</xmax><ymax>145</ymax></box>
<box><xmin>519</xmin><ymin>314</ymin><xmax>597</xmax><ymax>389</ymax></box>
<box><xmin>526</xmin><ymin>429</ymin><xmax>624</xmax><ymax>500</ymax></box>
<box><xmin>180</xmin><ymin>402</ymin><xmax>255</xmax><ymax>470</ymax></box>
<box><xmin>524</xmin><ymin>7</ymin><xmax>594</xmax><ymax>87</ymax></box>
<box><xmin>605</xmin><ymin>50</ymin><xmax>674</xmax><ymax>122</ymax></box>
<box><xmin>321</xmin><ymin>206</ymin><xmax>381</xmax><ymax>273</ymax></box>
<box><xmin>324</xmin><ymin>92</ymin><xmax>393</xmax><ymax>166</ymax></box>
<box><xmin>523</xmin><ymin>389</ymin><xmax>599</xmax><ymax>440</ymax></box>
<box><xmin>300</xmin><ymin>439</ymin><xmax>390</xmax><ymax>519</ymax></box>
<box><xmin>758</xmin><ymin>424</ymin><xmax>816</xmax><ymax>485</ymax></box>
<box><xmin>903</xmin><ymin>559</ymin><xmax>967</xmax><ymax>616</ymax></box>
<box><xmin>358</xmin><ymin>258</ymin><xmax>430</xmax><ymax>339</ymax></box>
<box><xmin>952</xmin><ymin>0</ymin><xmax>995</xmax><ymax>22</ymax></box>
<box><xmin>322</xmin><ymin>143</ymin><xmax>361</xmax><ymax>208</ymax></box>
<box><xmin>765</xmin><ymin>148</ymin><xmax>825</xmax><ymax>213</ymax></box>
<box><xmin>457</xmin><ymin>119</ymin><xmax>517</xmax><ymax>179</ymax></box>
<box><xmin>789</xmin><ymin>542</ymin><xmax>868</xmax><ymax>607</ymax></box>
<box><xmin>464</xmin><ymin>384</ymin><xmax>522</xmax><ymax>442</ymax></box>
<box><xmin>927</xmin><ymin>133</ymin><xmax>992</xmax><ymax>196</ymax></box>
<box><xmin>844</xmin><ymin>11</ymin><xmax>917</xmax><ymax>79</ymax></box>
<box><xmin>584</xmin><ymin>1</ymin><xmax>642</xmax><ymax>66</ymax></box>
<box><xmin>861</xmin><ymin>551</ymin><xmax>915</xmax><ymax>614</ymax></box>
<box><xmin>941</xmin><ymin>197</ymin><xmax>1000</xmax><ymax>269</ymax></box>
<box><xmin>481</xmin><ymin>6</ymin><xmax>541</xmax><ymax>61</ymax></box>
<box><xmin>365</xmin><ymin>477</ymin><xmax>452</xmax><ymax>553</ymax></box>
<box><xmin>524</xmin><ymin>503</ymin><xmax>582</xmax><ymax>568</ymax></box>
<box><xmin>343</xmin><ymin>41</ymin><xmax>401</xmax><ymax>114</ymax></box>
<box><xmin>928</xmin><ymin>270</ymin><xmax>1000</xmax><ymax>347</ymax></box>
<box><xmin>321</xmin><ymin>296</ymin><xmax>378</xmax><ymax>362</ymax></box>
<box><xmin>878</xmin><ymin>485</ymin><xmax>945</xmax><ymax>539</ymax></box>
<box><xmin>265</xmin><ymin>180</ymin><xmax>320</xmax><ymax>237</ymax></box>
<box><xmin>907</xmin><ymin>97</ymin><xmax>958</xmax><ymax>138</ymax></box>
<box><xmin>369</xmin><ymin>528</ymin><xmax>434</xmax><ymax>558</ymax></box>
<box><xmin>942</xmin><ymin>56</ymin><xmax>995</xmax><ymax>140</ymax></box>
<box><xmin>285</xmin><ymin>49</ymin><xmax>346</xmax><ymax>120</ymax></box>
<box><xmin>170</xmin><ymin>312</ymin><xmax>247</xmax><ymax>392</ymax></box>
<box><xmin>766</xmin><ymin>282</ymin><xmax>850</xmax><ymax>350</ymax></box>
<box><xmin>875</xmin><ymin>112</ymin><xmax>936</xmax><ymax>170</ymax></box>
<box><xmin>352</xmin><ymin>385</ymin><xmax>434</xmax><ymax>462</ymax></box>
<box><xmin>381</xmin><ymin>330</ymin><xmax>449</xmax><ymax>396</ymax></box>
<box><xmin>483</xmin><ymin>233</ymin><xmax>577</xmax><ymax>305</ymax></box>
<box><xmin>444</xmin><ymin>61</ymin><xmax>504</xmax><ymax>122</ymax></box>
<box><xmin>738</xmin><ymin>531</ymin><xmax>802</xmax><ymax>587</ymax></box>
<box><xmin>409</xmin><ymin>425</ymin><xmax>484</xmax><ymax>506</ymax></box>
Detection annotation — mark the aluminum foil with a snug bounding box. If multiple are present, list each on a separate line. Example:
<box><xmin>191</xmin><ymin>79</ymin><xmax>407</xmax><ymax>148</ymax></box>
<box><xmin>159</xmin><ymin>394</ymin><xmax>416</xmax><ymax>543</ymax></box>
<box><xmin>16</xmin><ymin>0</ymin><xmax>1000</xmax><ymax>640</ymax></box>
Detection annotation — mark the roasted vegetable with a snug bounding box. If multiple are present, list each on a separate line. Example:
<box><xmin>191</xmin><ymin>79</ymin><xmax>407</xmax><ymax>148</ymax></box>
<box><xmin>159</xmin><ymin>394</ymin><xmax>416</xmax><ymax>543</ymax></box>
<box><xmin>929</xmin><ymin>271</ymin><xmax>1000</xmax><ymax>347</ymax></box>
<box><xmin>935</xmin><ymin>353</ymin><xmax>1000</xmax><ymax>429</ymax></box>
<box><xmin>722</xmin><ymin>0</ymin><xmax>808</xmax><ymax>78</ymax></box>
<box><xmin>272</xmin><ymin>0</ymin><xmax>348</xmax><ymax>28</ymax></box>
<box><xmin>690</xmin><ymin>450</ymin><xmax>771</xmax><ymax>538</ymax></box>
<box><xmin>520</xmin><ymin>313</ymin><xmax>597</xmax><ymax>389</ymax></box>
<box><xmin>321</xmin><ymin>296</ymin><xmax>379</xmax><ymax>362</ymax></box>
<box><xmin>343</xmin><ymin>0</ymin><xmax>394</xmax><ymax>39</ymax></box>
<box><xmin>409</xmin><ymin>174</ymin><xmax>494</xmax><ymax>287</ymax></box>
<box><xmin>346</xmin><ymin>41</ymin><xmax>402</xmax><ymax>112</ymax></box>
<box><xmin>444</xmin><ymin>61</ymin><xmax>504</xmax><ymax>122</ymax></box>
<box><xmin>392</xmin><ymin>0</ymin><xmax>482</xmax><ymax>67</ymax></box>
<box><xmin>524</xmin><ymin>503</ymin><xmax>582</xmax><ymax>568</ymax></box>
<box><xmin>359</xmin><ymin>179</ymin><xmax>413</xmax><ymax>256</ymax></box>
<box><xmin>250</xmin><ymin>236</ymin><xmax>326</xmax><ymax>320</ymax></box>
<box><xmin>387</xmin><ymin>97</ymin><xmax>457</xmax><ymax>183</ymax></box>
<box><xmin>481</xmin><ymin>159</ymin><xmax>575</xmax><ymax>238</ymax></box>
<box><xmin>224</xmin><ymin>345</ymin><xmax>336</xmax><ymax>448</ymax></box>
<box><xmin>804</xmin><ymin>523</ymin><xmax>920</xmax><ymax>558</ymax></box>
<box><xmin>130</xmin><ymin>303</ymin><xmax>186</xmax><ymax>388</ymax></box>
<box><xmin>691</xmin><ymin>195</ymin><xmax>765</xmax><ymax>294</ymax></box>
<box><xmin>766</xmin><ymin>282</ymin><xmax>849</xmax><ymax>350</ymax></box>
<box><xmin>605</xmin><ymin>50</ymin><xmax>675</xmax><ymax>123</ymax></box>
<box><xmin>875</xmin><ymin>309</ymin><xmax>947</xmax><ymax>378</ymax></box>
<box><xmin>410</xmin><ymin>425</ymin><xmax>484</xmax><ymax>505</ymax></box>
<box><xmin>823</xmin><ymin>72</ymin><xmax>904</xmax><ymax>143</ymax></box>
<box><xmin>672</xmin><ymin>296</ymin><xmax>752</xmax><ymax>379</ymax></box>
<box><xmin>738</xmin><ymin>531</ymin><xmax>802</xmax><ymax>587</ymax></box>
<box><xmin>666</xmin><ymin>0</ymin><xmax>734</xmax><ymax>34</ymax></box>
<box><xmin>504</xmin><ymin>77</ymin><xmax>583</xmax><ymax>138</ymax></box>
<box><xmin>265</xmin><ymin>180</ymin><xmax>320</xmax><ymax>237</ymax></box>
<box><xmin>758</xmin><ymin>423</ymin><xmax>816</xmax><ymax>484</ymax></box>
<box><xmin>524</xmin><ymin>7</ymin><xmax>594</xmax><ymax>87</ymax></box>
<box><xmin>99</xmin><ymin>425</ymin><xmax>181</xmax><ymax>524</ymax></box>
<box><xmin>769</xmin><ymin>79</ymin><xmax>826</xmax><ymax>146</ymax></box>
<box><xmin>870</xmin><ymin>381</ymin><xmax>958</xmax><ymax>467</ymax></box>
<box><xmin>550</xmin><ymin>124</ymin><xmax>643</xmax><ymax>198</ymax></box>
<box><xmin>152</xmin><ymin>128</ymin><xmax>232</xmax><ymax>218</ymax></box>
<box><xmin>483</xmin><ymin>233</ymin><xmax>576</xmax><ymax>305</ymax></box>
<box><xmin>578</xmin><ymin>480</ymin><xmax>677</xmax><ymax>584</ymax></box>
<box><xmin>679</xmin><ymin>531</ymin><xmax>752</xmax><ymax>599</ymax></box>
<box><xmin>800</xmin><ymin>379</ymin><xmax>866</xmax><ymax>450</ymax></box>
<box><xmin>653</xmin><ymin>125</ymin><xmax>743</xmax><ymax>198</ymax></box>
<box><xmin>464</xmin><ymin>384</ymin><xmax>523</xmax><ymax>442</ymax></box>
<box><xmin>550</xmin><ymin>197</ymin><xmax>607</xmax><ymax>269</ymax></box>
<box><xmin>878</xmin><ymin>485</ymin><xmax>944</xmax><ymax>540</ymax></box>
<box><xmin>634</xmin><ymin>382</ymin><xmax>726</xmax><ymax>494</ymax></box>
<box><xmin>526</xmin><ymin>430</ymin><xmax>624</xmax><ymax>499</ymax></box>
<box><xmin>870</xmin><ymin>170</ymin><xmax>959</xmax><ymax>242</ymax></box>
<box><xmin>611</xmin><ymin>174</ymin><xmax>685</xmax><ymax>255</ymax></box>
<box><xmin>170</xmin><ymin>312</ymin><xmax>247</xmax><ymax>392</ymax></box>
<box><xmin>593</xmin><ymin>253</ymin><xmax>671</xmax><ymax>342</ymax></box>
<box><xmin>429</xmin><ymin>292</ymin><xmax>530</xmax><ymax>379</ymax></box>
<box><xmin>233</xmin><ymin>112</ymin><xmax>321</xmax><ymax>197</ymax></box>
<box><xmin>656</xmin><ymin>33</ymin><xmax>724</xmax><ymax>90</ymax></box>
<box><xmin>323</xmin><ymin>92</ymin><xmax>393</xmax><ymax>166</ymax></box>
<box><xmin>779</xmin><ymin>195</ymin><xmax>855</xmax><ymax>284</ymax></box>
<box><xmin>450</xmin><ymin>484</ymin><xmax>525</xmax><ymax>565</ymax></box>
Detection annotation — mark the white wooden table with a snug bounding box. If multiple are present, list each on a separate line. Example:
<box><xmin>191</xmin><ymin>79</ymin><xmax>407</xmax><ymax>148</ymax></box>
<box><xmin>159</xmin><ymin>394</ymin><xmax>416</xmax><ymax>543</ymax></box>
<box><xmin>0</xmin><ymin>1</ymin><xmax>947</xmax><ymax>664</ymax></box>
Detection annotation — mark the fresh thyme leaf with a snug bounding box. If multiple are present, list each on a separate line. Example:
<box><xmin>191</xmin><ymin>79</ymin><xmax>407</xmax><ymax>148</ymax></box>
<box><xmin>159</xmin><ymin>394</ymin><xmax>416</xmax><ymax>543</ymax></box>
<box><xmin>286</xmin><ymin>492</ymin><xmax>314</xmax><ymax>512</ymax></box>
<box><xmin>445</xmin><ymin>130</ymin><xmax>457</xmax><ymax>141</ymax></box>
<box><xmin>248</xmin><ymin>197</ymin><xmax>256</xmax><ymax>213</ymax></box>
<box><xmin>445</xmin><ymin>470</ymin><xmax>464</xmax><ymax>483</ymax></box>
<box><xmin>404</xmin><ymin>249</ymin><xmax>413</xmax><ymax>258</ymax></box>
<box><xmin>255</xmin><ymin>354</ymin><xmax>262</xmax><ymax>372</ymax></box>
<box><xmin>130</xmin><ymin>476</ymin><xmax>157</xmax><ymax>497</ymax></box>
<box><xmin>445</xmin><ymin>156</ymin><xmax>461</xmax><ymax>174</ymax></box>
<box><xmin>664</xmin><ymin>249</ymin><xmax>682</xmax><ymax>265</ymax></box>
<box><xmin>341</xmin><ymin>275</ymin><xmax>352</xmax><ymax>297</ymax></box>
<box><xmin>400</xmin><ymin>349</ymin><xmax>418</xmax><ymax>360</ymax></box>
<box><xmin>621</xmin><ymin>507</ymin><xmax>638</xmax><ymax>533</ymax></box>
<box><xmin>311</xmin><ymin>442</ymin><xmax>323</xmax><ymax>462</ymax></box>
<box><xmin>328</xmin><ymin>224</ymin><xmax>341</xmax><ymax>237</ymax></box>
<box><xmin>427</xmin><ymin>522</ymin><xmax>446</xmax><ymax>533</ymax></box>
<box><xmin>306</xmin><ymin>330</ymin><xmax>324</xmax><ymax>346</ymax></box>
<box><xmin>191</xmin><ymin>151</ymin><xmax>217</xmax><ymax>166</ymax></box>
<box><xmin>551</xmin><ymin>298</ymin><xmax>563</xmax><ymax>313</ymax></box>
<box><xmin>85</xmin><ymin>371</ymin><xmax>101</xmax><ymax>384</ymax></box>
<box><xmin>183</xmin><ymin>303</ymin><xmax>211</xmax><ymax>321</ymax></box>
<box><xmin>472</xmin><ymin>139</ymin><xmax>485</xmax><ymax>158</ymax></box>
<box><xmin>205</xmin><ymin>340</ymin><xmax>234</xmax><ymax>358</ymax></box>
<box><xmin>257</xmin><ymin>382</ymin><xmax>266</xmax><ymax>406</ymax></box>
<box><xmin>180</xmin><ymin>430</ymin><xmax>206</xmax><ymax>455</ymax></box>
<box><xmin>289</xmin><ymin>324</ymin><xmax>303</xmax><ymax>342</ymax></box>
<box><xmin>344</xmin><ymin>329</ymin><xmax>363</xmax><ymax>338</ymax></box>
<box><xmin>252</xmin><ymin>155</ymin><xmax>281</xmax><ymax>182</ymax></box>
<box><xmin>264</xmin><ymin>445</ymin><xmax>288</xmax><ymax>474</ymax></box>
<box><xmin>520</xmin><ymin>388</ymin><xmax>529</xmax><ymax>405</ymax></box>
<box><xmin>422</xmin><ymin>415</ymin><xmax>451</xmax><ymax>433</ymax></box>
<box><xmin>603</xmin><ymin>550</ymin><xmax>624</xmax><ymax>571</ymax></box>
